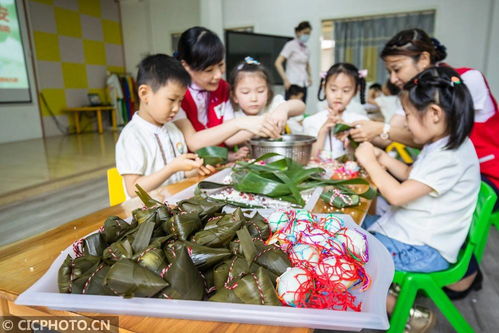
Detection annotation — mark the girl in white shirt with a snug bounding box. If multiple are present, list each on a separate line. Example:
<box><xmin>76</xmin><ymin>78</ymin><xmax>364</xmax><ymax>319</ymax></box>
<box><xmin>356</xmin><ymin>67</ymin><xmax>479</xmax><ymax>316</ymax></box>
<box><xmin>225</xmin><ymin>57</ymin><xmax>306</xmax><ymax>159</ymax></box>
<box><xmin>303</xmin><ymin>63</ymin><xmax>368</xmax><ymax>160</ymax></box>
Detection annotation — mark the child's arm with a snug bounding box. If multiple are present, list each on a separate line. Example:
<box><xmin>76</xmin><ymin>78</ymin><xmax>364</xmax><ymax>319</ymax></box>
<box><xmin>174</xmin><ymin>116</ymin><xmax>280</xmax><ymax>151</ymax></box>
<box><xmin>374</xmin><ymin>147</ymin><xmax>412</xmax><ymax>181</ymax></box>
<box><xmin>122</xmin><ymin>153</ymin><xmax>214</xmax><ymax>197</ymax></box>
<box><xmin>355</xmin><ymin>142</ymin><xmax>432</xmax><ymax>206</ymax></box>
<box><xmin>268</xmin><ymin>100</ymin><xmax>306</xmax><ymax>131</ymax></box>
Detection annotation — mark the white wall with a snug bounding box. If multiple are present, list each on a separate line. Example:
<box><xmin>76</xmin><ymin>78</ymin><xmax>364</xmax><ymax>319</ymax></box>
<box><xmin>119</xmin><ymin>0</ymin><xmax>498</xmax><ymax>106</ymax></box>
<box><xmin>120</xmin><ymin>0</ymin><xmax>200</xmax><ymax>74</ymax></box>
<box><xmin>0</xmin><ymin>0</ymin><xmax>43</xmax><ymax>143</ymax></box>
<box><xmin>222</xmin><ymin>0</ymin><xmax>498</xmax><ymax>107</ymax></box>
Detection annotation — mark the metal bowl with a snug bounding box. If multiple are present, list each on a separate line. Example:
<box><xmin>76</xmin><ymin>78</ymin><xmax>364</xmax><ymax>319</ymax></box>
<box><xmin>249</xmin><ymin>134</ymin><xmax>316</xmax><ymax>165</ymax></box>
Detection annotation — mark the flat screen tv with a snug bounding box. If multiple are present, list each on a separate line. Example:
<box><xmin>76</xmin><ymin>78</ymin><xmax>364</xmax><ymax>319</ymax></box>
<box><xmin>225</xmin><ymin>31</ymin><xmax>292</xmax><ymax>85</ymax></box>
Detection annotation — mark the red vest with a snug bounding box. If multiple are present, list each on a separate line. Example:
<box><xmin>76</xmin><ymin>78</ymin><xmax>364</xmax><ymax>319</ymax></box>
<box><xmin>456</xmin><ymin>67</ymin><xmax>499</xmax><ymax>188</ymax></box>
<box><xmin>181</xmin><ymin>79</ymin><xmax>231</xmax><ymax>131</ymax></box>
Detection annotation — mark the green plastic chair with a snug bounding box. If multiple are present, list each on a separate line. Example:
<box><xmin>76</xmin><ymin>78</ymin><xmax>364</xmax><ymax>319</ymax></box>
<box><xmin>388</xmin><ymin>182</ymin><xmax>497</xmax><ymax>333</ymax></box>
<box><xmin>491</xmin><ymin>211</ymin><xmax>499</xmax><ymax>230</ymax></box>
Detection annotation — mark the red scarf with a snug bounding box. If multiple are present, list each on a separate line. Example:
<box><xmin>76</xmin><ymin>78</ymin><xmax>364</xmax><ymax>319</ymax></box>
<box><xmin>181</xmin><ymin>79</ymin><xmax>230</xmax><ymax>131</ymax></box>
<box><xmin>456</xmin><ymin>67</ymin><xmax>499</xmax><ymax>188</ymax></box>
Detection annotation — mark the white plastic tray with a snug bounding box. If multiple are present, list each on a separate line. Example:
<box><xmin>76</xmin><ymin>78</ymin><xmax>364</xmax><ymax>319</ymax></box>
<box><xmin>16</xmin><ymin>209</ymin><xmax>393</xmax><ymax>331</ymax></box>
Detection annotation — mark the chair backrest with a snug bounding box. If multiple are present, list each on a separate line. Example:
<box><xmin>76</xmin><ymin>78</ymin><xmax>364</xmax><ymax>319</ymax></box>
<box><xmin>107</xmin><ymin>168</ymin><xmax>126</xmax><ymax>206</ymax></box>
<box><xmin>385</xmin><ymin>142</ymin><xmax>414</xmax><ymax>164</ymax></box>
<box><xmin>469</xmin><ymin>182</ymin><xmax>497</xmax><ymax>262</ymax></box>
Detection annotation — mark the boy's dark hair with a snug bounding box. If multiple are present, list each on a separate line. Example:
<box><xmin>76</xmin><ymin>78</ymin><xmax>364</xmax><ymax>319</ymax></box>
<box><xmin>295</xmin><ymin>21</ymin><xmax>312</xmax><ymax>33</ymax></box>
<box><xmin>318</xmin><ymin>63</ymin><xmax>366</xmax><ymax>104</ymax></box>
<box><xmin>136</xmin><ymin>54</ymin><xmax>191</xmax><ymax>93</ymax></box>
<box><xmin>288</xmin><ymin>84</ymin><xmax>305</xmax><ymax>98</ymax></box>
<box><xmin>402</xmin><ymin>66</ymin><xmax>474</xmax><ymax>150</ymax></box>
<box><xmin>381</xmin><ymin>28</ymin><xmax>447</xmax><ymax>64</ymax></box>
<box><xmin>228</xmin><ymin>59</ymin><xmax>274</xmax><ymax>108</ymax></box>
<box><xmin>369</xmin><ymin>83</ymin><xmax>382</xmax><ymax>91</ymax></box>
<box><xmin>175</xmin><ymin>26</ymin><xmax>225</xmax><ymax>71</ymax></box>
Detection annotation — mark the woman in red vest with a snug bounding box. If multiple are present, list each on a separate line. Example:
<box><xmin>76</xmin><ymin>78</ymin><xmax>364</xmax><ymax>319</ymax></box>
<box><xmin>173</xmin><ymin>26</ymin><xmax>280</xmax><ymax>153</ymax></box>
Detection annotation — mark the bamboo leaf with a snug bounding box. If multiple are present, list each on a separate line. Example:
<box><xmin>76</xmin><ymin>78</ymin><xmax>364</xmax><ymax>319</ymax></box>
<box><xmin>131</xmin><ymin>221</ymin><xmax>155</xmax><ymax>253</ymax></box>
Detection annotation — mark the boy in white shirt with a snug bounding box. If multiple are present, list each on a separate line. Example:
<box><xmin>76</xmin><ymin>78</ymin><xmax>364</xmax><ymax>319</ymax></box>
<box><xmin>115</xmin><ymin>54</ymin><xmax>215</xmax><ymax>198</ymax></box>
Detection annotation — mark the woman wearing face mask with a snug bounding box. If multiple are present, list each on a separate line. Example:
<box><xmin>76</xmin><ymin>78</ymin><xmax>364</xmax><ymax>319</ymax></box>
<box><xmin>275</xmin><ymin>21</ymin><xmax>312</xmax><ymax>103</ymax></box>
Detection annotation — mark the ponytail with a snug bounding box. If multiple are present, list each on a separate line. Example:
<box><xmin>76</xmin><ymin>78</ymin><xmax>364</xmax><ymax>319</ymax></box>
<box><xmin>403</xmin><ymin>67</ymin><xmax>474</xmax><ymax>150</ymax></box>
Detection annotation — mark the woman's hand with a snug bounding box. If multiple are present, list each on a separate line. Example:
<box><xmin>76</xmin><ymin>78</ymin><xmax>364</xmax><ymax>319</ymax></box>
<box><xmin>284</xmin><ymin>78</ymin><xmax>291</xmax><ymax>90</ymax></box>
<box><xmin>349</xmin><ymin>120</ymin><xmax>384</xmax><ymax>142</ymax></box>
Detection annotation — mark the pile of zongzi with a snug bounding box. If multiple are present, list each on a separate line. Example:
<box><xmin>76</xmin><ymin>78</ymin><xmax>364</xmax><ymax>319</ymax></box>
<box><xmin>58</xmin><ymin>186</ymin><xmax>290</xmax><ymax>306</ymax></box>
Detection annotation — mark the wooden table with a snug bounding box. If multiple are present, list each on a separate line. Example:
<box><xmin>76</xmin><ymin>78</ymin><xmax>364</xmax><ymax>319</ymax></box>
<box><xmin>64</xmin><ymin>106</ymin><xmax>118</xmax><ymax>134</ymax></box>
<box><xmin>0</xmin><ymin>176</ymin><xmax>373</xmax><ymax>333</ymax></box>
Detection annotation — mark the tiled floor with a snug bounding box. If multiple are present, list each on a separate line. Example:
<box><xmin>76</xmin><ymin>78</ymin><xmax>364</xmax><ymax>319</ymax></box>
<box><xmin>0</xmin><ymin>132</ymin><xmax>119</xmax><ymax>197</ymax></box>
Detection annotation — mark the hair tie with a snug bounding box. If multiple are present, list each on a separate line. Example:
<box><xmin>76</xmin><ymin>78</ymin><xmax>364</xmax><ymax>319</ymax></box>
<box><xmin>358</xmin><ymin>69</ymin><xmax>368</xmax><ymax>78</ymax></box>
<box><xmin>413</xmin><ymin>78</ymin><xmax>419</xmax><ymax>85</ymax></box>
<box><xmin>244</xmin><ymin>56</ymin><xmax>260</xmax><ymax>65</ymax></box>
<box><xmin>450</xmin><ymin>76</ymin><xmax>461</xmax><ymax>87</ymax></box>
<box><xmin>320</xmin><ymin>71</ymin><xmax>327</xmax><ymax>79</ymax></box>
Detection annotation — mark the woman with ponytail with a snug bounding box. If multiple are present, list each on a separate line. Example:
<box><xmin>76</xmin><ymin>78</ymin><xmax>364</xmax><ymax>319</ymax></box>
<box><xmin>350</xmin><ymin>29</ymin><xmax>499</xmax><ymax>205</ymax></box>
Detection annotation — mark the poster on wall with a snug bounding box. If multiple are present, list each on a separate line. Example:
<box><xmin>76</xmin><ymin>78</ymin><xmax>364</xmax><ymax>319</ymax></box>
<box><xmin>0</xmin><ymin>0</ymin><xmax>31</xmax><ymax>103</ymax></box>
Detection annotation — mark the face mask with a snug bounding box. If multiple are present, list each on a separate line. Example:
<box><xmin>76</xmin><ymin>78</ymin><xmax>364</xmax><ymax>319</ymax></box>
<box><xmin>299</xmin><ymin>34</ymin><xmax>310</xmax><ymax>43</ymax></box>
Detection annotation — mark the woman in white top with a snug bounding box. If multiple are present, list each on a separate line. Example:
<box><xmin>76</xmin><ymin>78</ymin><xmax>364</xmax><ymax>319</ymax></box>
<box><xmin>275</xmin><ymin>21</ymin><xmax>312</xmax><ymax>103</ymax></box>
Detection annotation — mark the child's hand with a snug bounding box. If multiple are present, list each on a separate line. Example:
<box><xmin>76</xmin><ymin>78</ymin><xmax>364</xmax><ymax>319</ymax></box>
<box><xmin>197</xmin><ymin>164</ymin><xmax>216</xmax><ymax>176</ymax></box>
<box><xmin>240</xmin><ymin>116</ymin><xmax>280</xmax><ymax>138</ymax></box>
<box><xmin>319</xmin><ymin>112</ymin><xmax>342</xmax><ymax>133</ymax></box>
<box><xmin>268</xmin><ymin>107</ymin><xmax>288</xmax><ymax>133</ymax></box>
<box><xmin>228</xmin><ymin>146</ymin><xmax>250</xmax><ymax>162</ymax></box>
<box><xmin>355</xmin><ymin>142</ymin><xmax>378</xmax><ymax>167</ymax></box>
<box><xmin>170</xmin><ymin>153</ymin><xmax>204</xmax><ymax>172</ymax></box>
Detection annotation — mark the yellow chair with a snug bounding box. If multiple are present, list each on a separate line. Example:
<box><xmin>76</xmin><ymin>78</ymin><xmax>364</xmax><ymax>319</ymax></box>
<box><xmin>386</xmin><ymin>142</ymin><xmax>414</xmax><ymax>164</ymax></box>
<box><xmin>107</xmin><ymin>168</ymin><xmax>126</xmax><ymax>206</ymax></box>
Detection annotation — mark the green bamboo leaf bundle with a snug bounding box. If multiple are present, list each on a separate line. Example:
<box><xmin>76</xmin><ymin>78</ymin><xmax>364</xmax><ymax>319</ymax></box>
<box><xmin>159</xmin><ymin>244</ymin><xmax>205</xmax><ymax>300</ymax></box>
<box><xmin>58</xmin><ymin>255</ymin><xmax>101</xmax><ymax>293</ymax></box>
<box><xmin>104</xmin><ymin>259</ymin><xmax>169</xmax><ymax>298</ymax></box>
<box><xmin>169</xmin><ymin>240</ymin><xmax>232</xmax><ymax>271</ymax></box>
<box><xmin>72</xmin><ymin>264</ymin><xmax>114</xmax><ymax>296</ymax></box>
<box><xmin>177</xmin><ymin>196</ymin><xmax>224</xmax><ymax>221</ymax></box>
<box><xmin>82</xmin><ymin>232</ymin><xmax>107</xmax><ymax>257</ymax></box>
<box><xmin>101</xmin><ymin>216</ymin><xmax>137</xmax><ymax>244</ymax></box>
<box><xmin>102</xmin><ymin>239</ymin><xmax>134</xmax><ymax>264</ymax></box>
<box><xmin>196</xmin><ymin>146</ymin><xmax>228</xmax><ymax>166</ymax></box>
<box><xmin>210</xmin><ymin>266</ymin><xmax>281</xmax><ymax>306</ymax></box>
<box><xmin>191</xmin><ymin>210</ymin><xmax>245</xmax><ymax>247</ymax></box>
<box><xmin>162</xmin><ymin>212</ymin><xmax>202</xmax><ymax>240</ymax></box>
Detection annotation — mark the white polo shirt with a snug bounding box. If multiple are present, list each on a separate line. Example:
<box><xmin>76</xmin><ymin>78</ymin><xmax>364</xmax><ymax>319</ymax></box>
<box><xmin>116</xmin><ymin>113</ymin><xmax>187</xmax><ymax>197</ymax></box>
<box><xmin>368</xmin><ymin>137</ymin><xmax>480</xmax><ymax>263</ymax></box>
<box><xmin>280</xmin><ymin>39</ymin><xmax>310</xmax><ymax>87</ymax></box>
